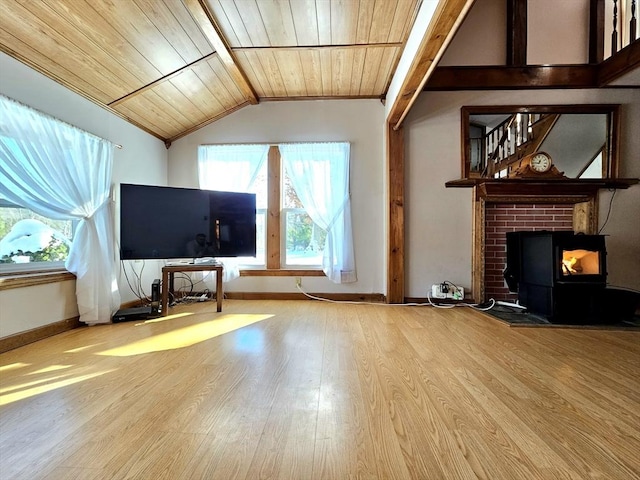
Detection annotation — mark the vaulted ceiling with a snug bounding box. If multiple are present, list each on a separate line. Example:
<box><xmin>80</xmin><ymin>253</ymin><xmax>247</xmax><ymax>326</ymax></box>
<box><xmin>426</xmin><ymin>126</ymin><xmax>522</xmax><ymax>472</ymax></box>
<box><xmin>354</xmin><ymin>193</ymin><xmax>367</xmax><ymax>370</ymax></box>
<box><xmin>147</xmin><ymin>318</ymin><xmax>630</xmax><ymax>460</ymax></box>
<box><xmin>0</xmin><ymin>0</ymin><xmax>423</xmax><ymax>144</ymax></box>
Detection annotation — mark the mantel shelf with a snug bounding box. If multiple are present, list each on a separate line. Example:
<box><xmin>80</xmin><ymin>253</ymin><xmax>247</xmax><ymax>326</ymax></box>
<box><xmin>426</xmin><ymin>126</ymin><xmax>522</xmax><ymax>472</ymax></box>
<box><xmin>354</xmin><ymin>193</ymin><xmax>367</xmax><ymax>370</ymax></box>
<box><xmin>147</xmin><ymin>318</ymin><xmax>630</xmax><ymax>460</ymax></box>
<box><xmin>446</xmin><ymin>178</ymin><xmax>639</xmax><ymax>188</ymax></box>
<box><xmin>446</xmin><ymin>178</ymin><xmax>638</xmax><ymax>195</ymax></box>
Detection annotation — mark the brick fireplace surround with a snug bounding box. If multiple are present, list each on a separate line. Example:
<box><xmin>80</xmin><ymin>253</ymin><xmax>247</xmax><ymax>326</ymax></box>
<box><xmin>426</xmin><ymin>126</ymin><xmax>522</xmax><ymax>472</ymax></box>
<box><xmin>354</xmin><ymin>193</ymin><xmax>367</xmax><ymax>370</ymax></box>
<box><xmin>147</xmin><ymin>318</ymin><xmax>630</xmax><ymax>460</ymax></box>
<box><xmin>484</xmin><ymin>203</ymin><xmax>574</xmax><ymax>302</ymax></box>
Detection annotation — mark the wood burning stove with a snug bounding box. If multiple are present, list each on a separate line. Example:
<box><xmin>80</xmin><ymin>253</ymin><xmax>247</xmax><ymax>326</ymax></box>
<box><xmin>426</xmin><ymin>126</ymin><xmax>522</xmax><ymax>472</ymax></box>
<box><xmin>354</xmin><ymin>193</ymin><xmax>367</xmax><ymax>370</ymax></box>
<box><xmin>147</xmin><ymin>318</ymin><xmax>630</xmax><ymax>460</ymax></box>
<box><xmin>505</xmin><ymin>231</ymin><xmax>608</xmax><ymax>323</ymax></box>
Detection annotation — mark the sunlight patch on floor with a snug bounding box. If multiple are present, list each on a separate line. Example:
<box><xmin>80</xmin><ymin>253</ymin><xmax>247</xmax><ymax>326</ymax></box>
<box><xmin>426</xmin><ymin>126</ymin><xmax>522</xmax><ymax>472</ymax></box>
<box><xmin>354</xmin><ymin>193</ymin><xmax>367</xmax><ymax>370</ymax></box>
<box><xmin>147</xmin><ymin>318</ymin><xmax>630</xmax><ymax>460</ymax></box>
<box><xmin>135</xmin><ymin>312</ymin><xmax>193</xmax><ymax>326</ymax></box>
<box><xmin>96</xmin><ymin>314</ymin><xmax>274</xmax><ymax>357</ymax></box>
<box><xmin>0</xmin><ymin>369</ymin><xmax>116</xmax><ymax>406</ymax></box>
<box><xmin>0</xmin><ymin>362</ymin><xmax>29</xmax><ymax>372</ymax></box>
<box><xmin>28</xmin><ymin>364</ymin><xmax>73</xmax><ymax>375</ymax></box>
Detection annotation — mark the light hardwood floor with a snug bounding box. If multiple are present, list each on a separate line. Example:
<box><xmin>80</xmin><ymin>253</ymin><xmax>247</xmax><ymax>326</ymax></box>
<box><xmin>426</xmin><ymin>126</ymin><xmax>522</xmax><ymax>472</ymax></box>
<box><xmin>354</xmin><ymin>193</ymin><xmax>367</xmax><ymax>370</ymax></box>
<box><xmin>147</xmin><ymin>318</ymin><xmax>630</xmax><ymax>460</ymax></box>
<box><xmin>1</xmin><ymin>300</ymin><xmax>639</xmax><ymax>479</ymax></box>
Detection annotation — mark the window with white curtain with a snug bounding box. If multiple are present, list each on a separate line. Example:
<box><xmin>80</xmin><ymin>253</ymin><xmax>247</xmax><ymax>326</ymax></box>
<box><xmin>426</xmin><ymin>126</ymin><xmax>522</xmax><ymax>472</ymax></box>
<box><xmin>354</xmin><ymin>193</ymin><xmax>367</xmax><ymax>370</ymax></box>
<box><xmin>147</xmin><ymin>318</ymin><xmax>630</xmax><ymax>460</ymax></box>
<box><xmin>0</xmin><ymin>193</ymin><xmax>75</xmax><ymax>271</ymax></box>
<box><xmin>197</xmin><ymin>142</ymin><xmax>356</xmax><ymax>283</ymax></box>
<box><xmin>0</xmin><ymin>94</ymin><xmax>119</xmax><ymax>325</ymax></box>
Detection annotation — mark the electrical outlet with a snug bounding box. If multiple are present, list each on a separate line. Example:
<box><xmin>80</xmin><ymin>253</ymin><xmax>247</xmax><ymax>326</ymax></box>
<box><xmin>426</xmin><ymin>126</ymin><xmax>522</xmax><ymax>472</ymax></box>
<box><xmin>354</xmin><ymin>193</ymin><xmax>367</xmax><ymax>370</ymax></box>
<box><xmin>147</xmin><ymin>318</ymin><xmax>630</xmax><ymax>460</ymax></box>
<box><xmin>431</xmin><ymin>284</ymin><xmax>464</xmax><ymax>300</ymax></box>
<box><xmin>295</xmin><ymin>277</ymin><xmax>302</xmax><ymax>287</ymax></box>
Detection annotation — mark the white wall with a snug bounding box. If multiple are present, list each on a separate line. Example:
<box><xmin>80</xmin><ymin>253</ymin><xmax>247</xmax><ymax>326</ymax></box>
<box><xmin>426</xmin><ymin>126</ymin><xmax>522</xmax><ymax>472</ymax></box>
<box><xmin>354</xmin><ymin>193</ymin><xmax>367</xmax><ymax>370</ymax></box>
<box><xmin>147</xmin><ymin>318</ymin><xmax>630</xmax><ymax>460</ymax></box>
<box><xmin>0</xmin><ymin>53</ymin><xmax>167</xmax><ymax>337</ymax></box>
<box><xmin>405</xmin><ymin>88</ymin><xmax>640</xmax><ymax>298</ymax></box>
<box><xmin>168</xmin><ymin>99</ymin><xmax>386</xmax><ymax>295</ymax></box>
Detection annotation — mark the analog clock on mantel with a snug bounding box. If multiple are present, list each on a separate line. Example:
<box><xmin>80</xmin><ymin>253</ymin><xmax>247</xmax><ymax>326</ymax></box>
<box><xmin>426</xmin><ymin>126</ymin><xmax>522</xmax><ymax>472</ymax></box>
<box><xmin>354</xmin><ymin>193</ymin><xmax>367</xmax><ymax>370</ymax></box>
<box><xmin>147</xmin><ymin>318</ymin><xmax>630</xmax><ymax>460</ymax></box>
<box><xmin>509</xmin><ymin>152</ymin><xmax>566</xmax><ymax>179</ymax></box>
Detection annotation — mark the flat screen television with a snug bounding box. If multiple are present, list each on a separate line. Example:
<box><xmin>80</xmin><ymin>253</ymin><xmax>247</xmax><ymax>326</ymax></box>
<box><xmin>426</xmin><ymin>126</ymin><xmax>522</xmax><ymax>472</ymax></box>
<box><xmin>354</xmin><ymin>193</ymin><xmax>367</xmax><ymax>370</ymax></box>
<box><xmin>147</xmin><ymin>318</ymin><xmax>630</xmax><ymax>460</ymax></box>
<box><xmin>120</xmin><ymin>183</ymin><xmax>256</xmax><ymax>260</ymax></box>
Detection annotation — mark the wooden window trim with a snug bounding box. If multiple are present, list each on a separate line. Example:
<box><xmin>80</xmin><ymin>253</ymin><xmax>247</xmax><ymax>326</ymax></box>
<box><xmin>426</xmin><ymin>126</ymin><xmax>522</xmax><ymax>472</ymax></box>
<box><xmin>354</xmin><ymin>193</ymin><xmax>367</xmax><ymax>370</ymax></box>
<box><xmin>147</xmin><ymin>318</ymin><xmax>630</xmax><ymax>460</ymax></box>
<box><xmin>266</xmin><ymin>145</ymin><xmax>281</xmax><ymax>269</ymax></box>
<box><xmin>239</xmin><ymin>269</ymin><xmax>326</xmax><ymax>277</ymax></box>
<box><xmin>0</xmin><ymin>270</ymin><xmax>75</xmax><ymax>290</ymax></box>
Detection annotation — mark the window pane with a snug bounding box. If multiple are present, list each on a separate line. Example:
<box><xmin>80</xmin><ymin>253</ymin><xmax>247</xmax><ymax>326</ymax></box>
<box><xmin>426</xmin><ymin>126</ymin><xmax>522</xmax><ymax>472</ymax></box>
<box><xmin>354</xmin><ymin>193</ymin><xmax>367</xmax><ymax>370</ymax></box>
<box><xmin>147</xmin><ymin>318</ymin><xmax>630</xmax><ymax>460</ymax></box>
<box><xmin>283</xmin><ymin>170</ymin><xmax>302</xmax><ymax>209</ymax></box>
<box><xmin>238</xmin><ymin>209</ymin><xmax>266</xmax><ymax>266</ymax></box>
<box><xmin>284</xmin><ymin>209</ymin><xmax>326</xmax><ymax>266</ymax></box>
<box><xmin>0</xmin><ymin>203</ymin><xmax>73</xmax><ymax>266</ymax></box>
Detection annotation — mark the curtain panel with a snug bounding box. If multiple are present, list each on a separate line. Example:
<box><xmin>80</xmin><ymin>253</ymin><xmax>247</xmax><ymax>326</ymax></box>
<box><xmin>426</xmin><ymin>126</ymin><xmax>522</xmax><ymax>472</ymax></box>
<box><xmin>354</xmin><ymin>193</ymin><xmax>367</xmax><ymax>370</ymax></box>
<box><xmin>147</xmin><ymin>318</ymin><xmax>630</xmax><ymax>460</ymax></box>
<box><xmin>197</xmin><ymin>144</ymin><xmax>269</xmax><ymax>282</ymax></box>
<box><xmin>0</xmin><ymin>94</ymin><xmax>119</xmax><ymax>325</ymax></box>
<box><xmin>279</xmin><ymin>142</ymin><xmax>356</xmax><ymax>283</ymax></box>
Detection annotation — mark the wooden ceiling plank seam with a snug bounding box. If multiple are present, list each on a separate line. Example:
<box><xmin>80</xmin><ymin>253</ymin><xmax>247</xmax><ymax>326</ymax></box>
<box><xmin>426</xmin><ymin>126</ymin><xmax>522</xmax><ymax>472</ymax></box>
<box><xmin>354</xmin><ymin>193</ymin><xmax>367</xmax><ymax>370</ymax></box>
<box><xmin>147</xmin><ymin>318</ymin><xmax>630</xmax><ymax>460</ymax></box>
<box><xmin>142</xmin><ymin>89</ymin><xmax>195</xmax><ymax>130</ymax></box>
<box><xmin>88</xmin><ymin>0</ymin><xmax>189</xmax><ymax>74</ymax></box>
<box><xmin>369</xmin><ymin>0</ymin><xmax>399</xmax><ymax>44</ymax></box>
<box><xmin>319</xmin><ymin>48</ymin><xmax>332</xmax><ymax>96</ymax></box>
<box><xmin>39</xmin><ymin>0</ymin><xmax>164</xmax><ymax>86</ymax></box>
<box><xmin>113</xmin><ymin>102</ymin><xmax>175</xmax><ymax>140</ymax></box>
<box><xmin>233</xmin><ymin>0</ymin><xmax>271</xmax><ymax>47</ymax></box>
<box><xmin>206</xmin><ymin>0</ymin><xmax>244</xmax><ymax>47</ymax></box>
<box><xmin>168</xmin><ymin>68</ymin><xmax>226</xmax><ymax>114</ymax></box>
<box><xmin>355</xmin><ymin>0</ymin><xmax>374</xmax><ymax>44</ymax></box>
<box><xmin>387</xmin><ymin>0</ymin><xmax>476</xmax><ymax>129</ymax></box>
<box><xmin>258</xmin><ymin>49</ymin><xmax>288</xmax><ymax>97</ymax></box>
<box><xmin>374</xmin><ymin>47</ymin><xmax>399</xmax><ymax>94</ymax></box>
<box><xmin>207</xmin><ymin>57</ymin><xmax>249</xmax><ymax>108</ymax></box>
<box><xmin>133</xmin><ymin>0</ymin><xmax>213</xmax><ymax>63</ymax></box>
<box><xmin>189</xmin><ymin>62</ymin><xmax>232</xmax><ymax>111</ymax></box>
<box><xmin>168</xmin><ymin>100</ymin><xmax>252</xmax><ymax>143</ymax></box>
<box><xmin>183</xmin><ymin>0</ymin><xmax>259</xmax><ymax>104</ymax></box>
<box><xmin>156</xmin><ymin>78</ymin><xmax>213</xmax><ymax>123</ymax></box>
<box><xmin>108</xmin><ymin>53</ymin><xmax>217</xmax><ymax>107</ymax></box>
<box><xmin>273</xmin><ymin>49</ymin><xmax>305</xmax><ymax>96</ymax></box>
<box><xmin>289</xmin><ymin>0</ymin><xmax>320</xmax><ymax>46</ymax></box>
<box><xmin>196</xmin><ymin>60</ymin><xmax>239</xmax><ymax>110</ymax></box>
<box><xmin>301</xmin><ymin>48</ymin><xmax>323</xmax><ymax>96</ymax></box>
<box><xmin>350</xmin><ymin>47</ymin><xmax>368</xmax><ymax>96</ymax></box>
<box><xmin>389</xmin><ymin>0</ymin><xmax>418</xmax><ymax>43</ymax></box>
<box><xmin>331</xmin><ymin>0</ymin><xmax>359</xmax><ymax>45</ymax></box>
<box><xmin>382</xmin><ymin>45</ymin><xmax>406</xmax><ymax>99</ymax></box>
<box><xmin>255</xmin><ymin>0</ymin><xmax>297</xmax><ymax>47</ymax></box>
<box><xmin>359</xmin><ymin>46</ymin><xmax>384</xmax><ymax>95</ymax></box>
<box><xmin>0</xmin><ymin>34</ymin><xmax>112</xmax><ymax>105</ymax></box>
<box><xmin>316</xmin><ymin>0</ymin><xmax>332</xmax><ymax>46</ymax></box>
<box><xmin>162</xmin><ymin>0</ymin><xmax>213</xmax><ymax>57</ymax></box>
<box><xmin>399</xmin><ymin>0</ymin><xmax>423</xmax><ymax>41</ymax></box>
<box><xmin>241</xmin><ymin>50</ymin><xmax>275</xmax><ymax>97</ymax></box>
<box><xmin>1</xmin><ymin>1</ymin><xmax>141</xmax><ymax>101</ymax></box>
<box><xmin>233</xmin><ymin>51</ymin><xmax>262</xmax><ymax>97</ymax></box>
<box><xmin>259</xmin><ymin>94</ymin><xmax>381</xmax><ymax>102</ymax></box>
<box><xmin>232</xmin><ymin>42</ymin><xmax>404</xmax><ymax>52</ymax></box>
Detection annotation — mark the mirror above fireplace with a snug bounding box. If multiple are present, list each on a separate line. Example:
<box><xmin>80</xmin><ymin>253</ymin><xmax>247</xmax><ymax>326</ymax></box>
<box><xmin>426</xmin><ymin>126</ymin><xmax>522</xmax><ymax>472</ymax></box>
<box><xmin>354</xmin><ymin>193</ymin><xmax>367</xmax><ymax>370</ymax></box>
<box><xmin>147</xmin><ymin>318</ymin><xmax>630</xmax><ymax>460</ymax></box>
<box><xmin>460</xmin><ymin>105</ymin><xmax>620</xmax><ymax>180</ymax></box>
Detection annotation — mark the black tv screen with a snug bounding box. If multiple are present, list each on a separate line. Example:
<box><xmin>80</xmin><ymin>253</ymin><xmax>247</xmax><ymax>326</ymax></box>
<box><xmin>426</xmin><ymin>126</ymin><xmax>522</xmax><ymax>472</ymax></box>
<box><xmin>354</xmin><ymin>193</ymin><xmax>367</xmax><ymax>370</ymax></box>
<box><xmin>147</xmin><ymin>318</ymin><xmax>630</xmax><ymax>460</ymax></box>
<box><xmin>120</xmin><ymin>183</ymin><xmax>256</xmax><ymax>260</ymax></box>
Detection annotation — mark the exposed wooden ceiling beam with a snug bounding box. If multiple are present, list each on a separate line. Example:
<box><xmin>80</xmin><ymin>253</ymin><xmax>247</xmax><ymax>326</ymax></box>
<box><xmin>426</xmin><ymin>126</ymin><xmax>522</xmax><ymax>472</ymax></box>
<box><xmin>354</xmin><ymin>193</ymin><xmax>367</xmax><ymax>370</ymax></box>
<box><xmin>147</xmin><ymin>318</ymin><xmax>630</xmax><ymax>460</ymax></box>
<box><xmin>386</xmin><ymin>0</ymin><xmax>475</xmax><ymax>130</ymax></box>
<box><xmin>424</xmin><ymin>40</ymin><xmax>640</xmax><ymax>90</ymax></box>
<box><xmin>184</xmin><ymin>0</ymin><xmax>258</xmax><ymax>105</ymax></box>
<box><xmin>108</xmin><ymin>53</ymin><xmax>217</xmax><ymax>107</ymax></box>
<box><xmin>424</xmin><ymin>65</ymin><xmax>598</xmax><ymax>90</ymax></box>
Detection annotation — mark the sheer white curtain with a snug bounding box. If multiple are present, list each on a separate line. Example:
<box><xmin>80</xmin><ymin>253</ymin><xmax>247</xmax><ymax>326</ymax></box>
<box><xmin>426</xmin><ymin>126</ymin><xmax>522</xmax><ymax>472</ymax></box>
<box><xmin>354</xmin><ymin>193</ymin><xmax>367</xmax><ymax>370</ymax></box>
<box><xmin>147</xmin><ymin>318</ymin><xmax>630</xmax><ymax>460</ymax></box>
<box><xmin>198</xmin><ymin>144</ymin><xmax>269</xmax><ymax>281</ymax></box>
<box><xmin>279</xmin><ymin>142</ymin><xmax>356</xmax><ymax>283</ymax></box>
<box><xmin>0</xmin><ymin>94</ymin><xmax>119</xmax><ymax>325</ymax></box>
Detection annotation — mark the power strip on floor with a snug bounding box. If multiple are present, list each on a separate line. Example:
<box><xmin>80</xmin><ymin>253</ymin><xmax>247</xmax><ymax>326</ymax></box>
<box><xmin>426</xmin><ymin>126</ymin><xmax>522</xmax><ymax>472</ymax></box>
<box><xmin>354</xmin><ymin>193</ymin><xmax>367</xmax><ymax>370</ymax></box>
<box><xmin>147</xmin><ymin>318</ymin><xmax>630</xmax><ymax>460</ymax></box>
<box><xmin>431</xmin><ymin>283</ymin><xmax>464</xmax><ymax>300</ymax></box>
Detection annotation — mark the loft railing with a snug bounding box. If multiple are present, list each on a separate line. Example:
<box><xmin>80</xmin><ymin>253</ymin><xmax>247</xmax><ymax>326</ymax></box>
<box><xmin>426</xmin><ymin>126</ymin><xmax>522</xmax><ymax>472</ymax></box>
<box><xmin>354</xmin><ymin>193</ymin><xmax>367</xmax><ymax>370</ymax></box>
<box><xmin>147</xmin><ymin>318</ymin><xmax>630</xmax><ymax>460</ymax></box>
<box><xmin>473</xmin><ymin>114</ymin><xmax>557</xmax><ymax>178</ymax></box>
<box><xmin>608</xmin><ymin>0</ymin><xmax>638</xmax><ymax>56</ymax></box>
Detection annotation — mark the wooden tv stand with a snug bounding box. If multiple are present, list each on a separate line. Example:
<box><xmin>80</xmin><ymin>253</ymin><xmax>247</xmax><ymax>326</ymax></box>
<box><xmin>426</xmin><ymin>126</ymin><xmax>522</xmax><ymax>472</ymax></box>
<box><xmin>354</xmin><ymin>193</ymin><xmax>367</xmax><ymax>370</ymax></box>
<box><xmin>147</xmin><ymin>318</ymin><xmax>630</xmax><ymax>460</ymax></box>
<box><xmin>161</xmin><ymin>263</ymin><xmax>223</xmax><ymax>316</ymax></box>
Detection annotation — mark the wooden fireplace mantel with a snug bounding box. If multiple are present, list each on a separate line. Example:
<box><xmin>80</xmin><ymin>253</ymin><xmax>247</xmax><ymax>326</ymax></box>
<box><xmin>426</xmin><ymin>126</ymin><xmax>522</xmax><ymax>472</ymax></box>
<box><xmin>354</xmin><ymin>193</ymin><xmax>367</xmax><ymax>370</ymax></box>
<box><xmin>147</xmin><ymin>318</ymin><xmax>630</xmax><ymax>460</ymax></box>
<box><xmin>455</xmin><ymin>177</ymin><xmax>639</xmax><ymax>303</ymax></box>
<box><xmin>446</xmin><ymin>177</ymin><xmax>639</xmax><ymax>193</ymax></box>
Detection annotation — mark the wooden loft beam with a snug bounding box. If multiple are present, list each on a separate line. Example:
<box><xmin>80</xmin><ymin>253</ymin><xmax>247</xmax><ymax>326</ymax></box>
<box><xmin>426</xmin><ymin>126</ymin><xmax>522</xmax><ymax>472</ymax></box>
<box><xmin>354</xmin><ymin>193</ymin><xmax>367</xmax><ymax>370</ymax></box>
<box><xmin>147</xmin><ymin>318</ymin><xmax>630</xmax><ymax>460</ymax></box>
<box><xmin>424</xmin><ymin>65</ymin><xmax>598</xmax><ymax>90</ymax></box>
<box><xmin>589</xmin><ymin>0</ymin><xmax>605</xmax><ymax>64</ymax></box>
<box><xmin>506</xmin><ymin>0</ymin><xmax>527</xmax><ymax>66</ymax></box>
<box><xmin>386</xmin><ymin>0</ymin><xmax>475</xmax><ymax>130</ymax></box>
<box><xmin>184</xmin><ymin>0</ymin><xmax>258</xmax><ymax>105</ymax></box>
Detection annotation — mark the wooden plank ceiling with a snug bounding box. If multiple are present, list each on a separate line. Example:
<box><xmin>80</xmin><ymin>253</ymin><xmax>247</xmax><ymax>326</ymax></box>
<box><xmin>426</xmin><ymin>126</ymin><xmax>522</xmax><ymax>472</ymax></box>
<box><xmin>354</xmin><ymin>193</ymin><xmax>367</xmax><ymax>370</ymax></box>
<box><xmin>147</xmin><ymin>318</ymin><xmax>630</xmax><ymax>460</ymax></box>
<box><xmin>0</xmin><ymin>0</ymin><xmax>422</xmax><ymax>144</ymax></box>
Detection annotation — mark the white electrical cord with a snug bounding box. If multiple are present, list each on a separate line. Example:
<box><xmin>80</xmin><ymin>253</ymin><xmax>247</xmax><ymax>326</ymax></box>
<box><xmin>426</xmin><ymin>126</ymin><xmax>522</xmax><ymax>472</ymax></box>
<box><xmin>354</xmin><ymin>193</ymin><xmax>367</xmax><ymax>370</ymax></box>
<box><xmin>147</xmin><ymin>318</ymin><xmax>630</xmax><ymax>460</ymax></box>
<box><xmin>295</xmin><ymin>284</ymin><xmax>497</xmax><ymax>311</ymax></box>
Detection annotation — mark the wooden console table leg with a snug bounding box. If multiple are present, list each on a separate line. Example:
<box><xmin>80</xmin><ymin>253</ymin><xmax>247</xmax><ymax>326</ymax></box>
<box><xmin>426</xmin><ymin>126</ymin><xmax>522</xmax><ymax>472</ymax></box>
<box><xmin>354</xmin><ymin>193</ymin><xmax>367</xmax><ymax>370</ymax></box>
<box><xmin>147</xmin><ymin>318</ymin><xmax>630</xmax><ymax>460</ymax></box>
<box><xmin>216</xmin><ymin>266</ymin><xmax>222</xmax><ymax>312</ymax></box>
<box><xmin>161</xmin><ymin>268</ymin><xmax>169</xmax><ymax>316</ymax></box>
